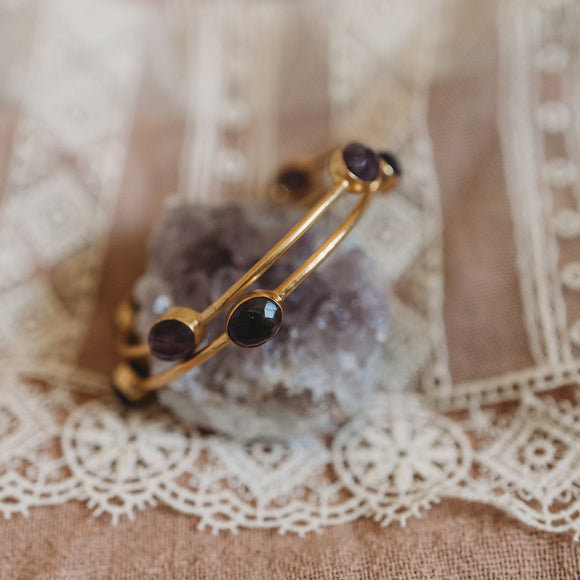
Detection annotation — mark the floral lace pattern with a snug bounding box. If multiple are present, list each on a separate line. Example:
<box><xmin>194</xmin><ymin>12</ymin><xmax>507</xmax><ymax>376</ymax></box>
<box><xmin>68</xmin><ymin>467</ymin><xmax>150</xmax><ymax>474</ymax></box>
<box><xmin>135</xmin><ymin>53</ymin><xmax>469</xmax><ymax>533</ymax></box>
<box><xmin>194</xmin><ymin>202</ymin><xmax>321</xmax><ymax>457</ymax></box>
<box><xmin>2</xmin><ymin>0</ymin><xmax>580</xmax><ymax>538</ymax></box>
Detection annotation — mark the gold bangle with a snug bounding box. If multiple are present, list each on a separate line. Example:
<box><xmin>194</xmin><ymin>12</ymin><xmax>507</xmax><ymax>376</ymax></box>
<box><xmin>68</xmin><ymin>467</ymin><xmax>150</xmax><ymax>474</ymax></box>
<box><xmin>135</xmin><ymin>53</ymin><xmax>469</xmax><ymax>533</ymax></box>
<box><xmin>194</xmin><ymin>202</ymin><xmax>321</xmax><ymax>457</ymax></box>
<box><xmin>112</xmin><ymin>142</ymin><xmax>401</xmax><ymax>403</ymax></box>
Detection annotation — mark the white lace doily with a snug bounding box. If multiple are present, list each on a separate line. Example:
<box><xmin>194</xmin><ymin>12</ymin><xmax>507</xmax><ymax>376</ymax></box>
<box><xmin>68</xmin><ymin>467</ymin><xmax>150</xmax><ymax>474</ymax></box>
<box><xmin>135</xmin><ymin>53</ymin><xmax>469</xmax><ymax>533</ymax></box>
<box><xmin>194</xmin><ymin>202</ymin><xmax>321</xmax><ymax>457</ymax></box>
<box><xmin>2</xmin><ymin>0</ymin><xmax>580</xmax><ymax>538</ymax></box>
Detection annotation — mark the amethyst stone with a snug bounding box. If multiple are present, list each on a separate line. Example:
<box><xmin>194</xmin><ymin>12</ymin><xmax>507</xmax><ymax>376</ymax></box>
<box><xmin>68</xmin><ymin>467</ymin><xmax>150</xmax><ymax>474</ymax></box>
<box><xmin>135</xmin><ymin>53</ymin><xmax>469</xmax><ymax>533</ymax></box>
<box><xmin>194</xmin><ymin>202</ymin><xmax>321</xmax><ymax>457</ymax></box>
<box><xmin>277</xmin><ymin>167</ymin><xmax>311</xmax><ymax>194</ymax></box>
<box><xmin>134</xmin><ymin>200</ymin><xmax>391</xmax><ymax>439</ymax></box>
<box><xmin>148</xmin><ymin>319</ymin><xmax>196</xmax><ymax>361</ymax></box>
<box><xmin>343</xmin><ymin>142</ymin><xmax>380</xmax><ymax>181</ymax></box>
<box><xmin>379</xmin><ymin>151</ymin><xmax>402</xmax><ymax>176</ymax></box>
<box><xmin>228</xmin><ymin>295</ymin><xmax>283</xmax><ymax>348</ymax></box>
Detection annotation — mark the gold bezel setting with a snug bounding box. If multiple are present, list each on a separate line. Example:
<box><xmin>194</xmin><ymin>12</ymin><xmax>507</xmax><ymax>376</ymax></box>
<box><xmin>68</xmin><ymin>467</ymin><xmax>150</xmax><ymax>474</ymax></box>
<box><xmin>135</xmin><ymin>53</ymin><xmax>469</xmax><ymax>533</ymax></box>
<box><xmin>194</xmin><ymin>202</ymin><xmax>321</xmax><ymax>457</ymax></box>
<box><xmin>328</xmin><ymin>146</ymin><xmax>383</xmax><ymax>194</ymax></box>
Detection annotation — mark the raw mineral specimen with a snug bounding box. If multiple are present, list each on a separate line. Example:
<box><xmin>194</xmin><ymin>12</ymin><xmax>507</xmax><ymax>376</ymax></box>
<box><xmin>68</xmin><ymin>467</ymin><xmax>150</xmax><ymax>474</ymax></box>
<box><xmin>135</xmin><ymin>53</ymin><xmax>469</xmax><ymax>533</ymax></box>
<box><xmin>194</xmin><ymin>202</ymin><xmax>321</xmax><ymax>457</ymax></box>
<box><xmin>134</xmin><ymin>198</ymin><xmax>390</xmax><ymax>439</ymax></box>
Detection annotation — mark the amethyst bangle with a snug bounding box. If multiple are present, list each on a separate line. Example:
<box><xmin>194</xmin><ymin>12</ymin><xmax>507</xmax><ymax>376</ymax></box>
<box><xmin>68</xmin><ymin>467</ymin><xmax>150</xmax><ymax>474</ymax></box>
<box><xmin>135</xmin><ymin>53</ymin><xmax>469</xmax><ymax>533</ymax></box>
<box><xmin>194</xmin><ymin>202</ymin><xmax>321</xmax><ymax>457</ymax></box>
<box><xmin>112</xmin><ymin>143</ymin><xmax>401</xmax><ymax>403</ymax></box>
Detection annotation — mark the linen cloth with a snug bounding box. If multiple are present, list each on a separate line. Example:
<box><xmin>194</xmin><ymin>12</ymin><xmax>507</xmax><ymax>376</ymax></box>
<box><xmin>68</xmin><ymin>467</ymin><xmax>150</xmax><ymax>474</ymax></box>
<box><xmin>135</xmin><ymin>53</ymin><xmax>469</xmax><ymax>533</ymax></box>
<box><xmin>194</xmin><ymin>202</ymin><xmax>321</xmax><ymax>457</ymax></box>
<box><xmin>2</xmin><ymin>0</ymin><xmax>580</xmax><ymax>577</ymax></box>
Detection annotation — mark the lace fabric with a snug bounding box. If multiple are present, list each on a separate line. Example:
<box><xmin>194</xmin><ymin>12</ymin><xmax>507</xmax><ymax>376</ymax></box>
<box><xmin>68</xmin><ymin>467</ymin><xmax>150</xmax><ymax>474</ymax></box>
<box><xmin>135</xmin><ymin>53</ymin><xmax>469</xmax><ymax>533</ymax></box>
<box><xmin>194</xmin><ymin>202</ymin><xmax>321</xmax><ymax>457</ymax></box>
<box><xmin>2</xmin><ymin>0</ymin><xmax>580</xmax><ymax>538</ymax></box>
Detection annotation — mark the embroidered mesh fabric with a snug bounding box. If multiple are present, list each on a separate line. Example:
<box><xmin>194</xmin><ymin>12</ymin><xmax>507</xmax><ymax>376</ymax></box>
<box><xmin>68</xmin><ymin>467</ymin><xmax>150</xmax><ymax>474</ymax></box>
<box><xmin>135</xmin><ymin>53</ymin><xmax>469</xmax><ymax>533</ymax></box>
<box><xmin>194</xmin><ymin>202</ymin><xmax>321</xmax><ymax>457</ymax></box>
<box><xmin>2</xmin><ymin>0</ymin><xmax>580</xmax><ymax>575</ymax></box>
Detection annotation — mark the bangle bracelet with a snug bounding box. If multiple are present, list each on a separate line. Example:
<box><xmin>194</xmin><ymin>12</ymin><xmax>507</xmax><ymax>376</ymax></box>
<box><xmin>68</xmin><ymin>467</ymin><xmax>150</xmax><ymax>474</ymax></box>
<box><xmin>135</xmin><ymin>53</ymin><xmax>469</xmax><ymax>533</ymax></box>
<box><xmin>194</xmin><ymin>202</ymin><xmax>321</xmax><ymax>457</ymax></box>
<box><xmin>112</xmin><ymin>142</ymin><xmax>401</xmax><ymax>403</ymax></box>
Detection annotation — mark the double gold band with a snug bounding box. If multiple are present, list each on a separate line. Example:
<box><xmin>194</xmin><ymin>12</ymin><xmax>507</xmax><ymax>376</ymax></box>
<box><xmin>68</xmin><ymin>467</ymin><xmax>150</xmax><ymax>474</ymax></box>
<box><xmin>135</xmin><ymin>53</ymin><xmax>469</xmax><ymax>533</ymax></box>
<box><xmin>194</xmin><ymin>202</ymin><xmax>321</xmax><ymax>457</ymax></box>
<box><xmin>112</xmin><ymin>143</ymin><xmax>400</xmax><ymax>402</ymax></box>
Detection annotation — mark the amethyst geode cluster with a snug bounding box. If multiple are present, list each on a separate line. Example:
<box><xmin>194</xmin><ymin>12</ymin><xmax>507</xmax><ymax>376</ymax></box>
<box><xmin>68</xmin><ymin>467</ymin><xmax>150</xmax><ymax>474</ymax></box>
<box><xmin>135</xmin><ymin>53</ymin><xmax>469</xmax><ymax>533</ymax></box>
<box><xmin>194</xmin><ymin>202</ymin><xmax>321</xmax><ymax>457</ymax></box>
<box><xmin>134</xmin><ymin>199</ymin><xmax>390</xmax><ymax>439</ymax></box>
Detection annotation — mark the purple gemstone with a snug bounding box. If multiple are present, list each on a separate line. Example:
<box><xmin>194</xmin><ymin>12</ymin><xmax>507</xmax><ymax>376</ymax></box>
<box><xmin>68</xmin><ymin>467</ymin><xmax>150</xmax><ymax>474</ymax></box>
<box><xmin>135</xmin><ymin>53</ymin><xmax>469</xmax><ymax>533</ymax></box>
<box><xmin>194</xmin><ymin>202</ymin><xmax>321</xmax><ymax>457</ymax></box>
<box><xmin>227</xmin><ymin>296</ymin><xmax>282</xmax><ymax>348</ymax></box>
<box><xmin>148</xmin><ymin>319</ymin><xmax>196</xmax><ymax>361</ymax></box>
<box><xmin>343</xmin><ymin>143</ymin><xmax>380</xmax><ymax>181</ymax></box>
<box><xmin>379</xmin><ymin>151</ymin><xmax>402</xmax><ymax>176</ymax></box>
<box><xmin>278</xmin><ymin>167</ymin><xmax>311</xmax><ymax>192</ymax></box>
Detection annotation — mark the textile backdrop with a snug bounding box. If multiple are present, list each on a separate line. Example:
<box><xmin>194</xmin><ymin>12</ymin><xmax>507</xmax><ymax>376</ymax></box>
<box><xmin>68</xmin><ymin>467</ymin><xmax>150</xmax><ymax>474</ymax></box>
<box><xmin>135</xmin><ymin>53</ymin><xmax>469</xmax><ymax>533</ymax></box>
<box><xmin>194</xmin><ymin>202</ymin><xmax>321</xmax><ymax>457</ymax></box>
<box><xmin>2</xmin><ymin>0</ymin><xmax>580</xmax><ymax>577</ymax></box>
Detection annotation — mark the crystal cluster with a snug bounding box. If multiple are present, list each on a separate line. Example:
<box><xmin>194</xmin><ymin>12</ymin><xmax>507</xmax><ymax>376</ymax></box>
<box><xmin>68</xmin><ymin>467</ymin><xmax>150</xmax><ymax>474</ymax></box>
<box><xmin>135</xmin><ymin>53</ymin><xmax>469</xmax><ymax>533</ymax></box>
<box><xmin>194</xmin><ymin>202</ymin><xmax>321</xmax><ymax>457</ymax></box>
<box><xmin>134</xmin><ymin>199</ymin><xmax>390</xmax><ymax>439</ymax></box>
